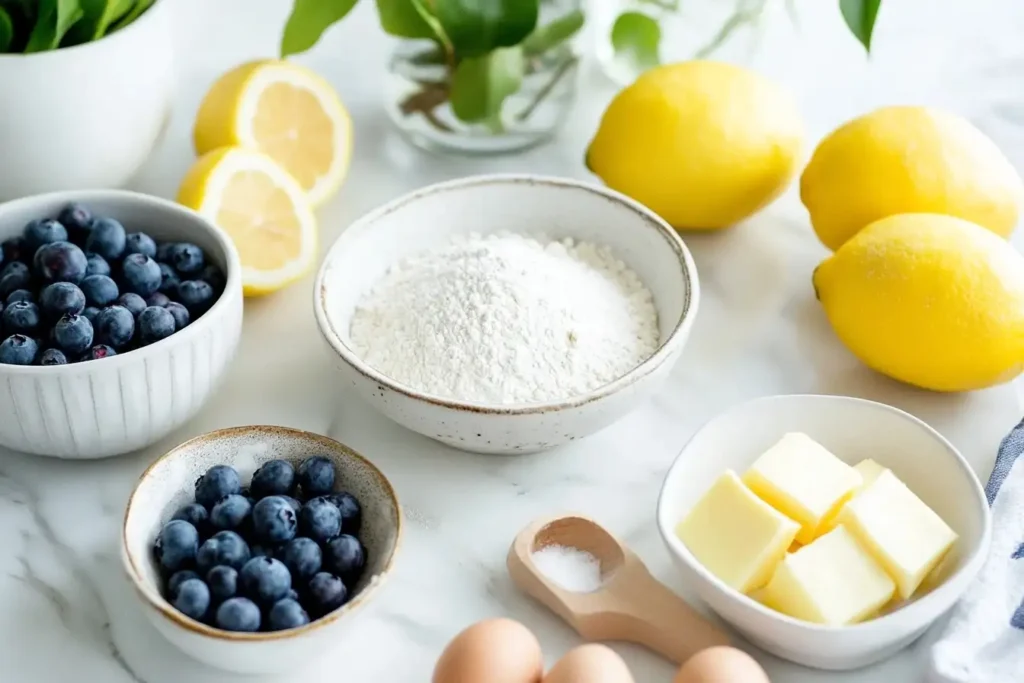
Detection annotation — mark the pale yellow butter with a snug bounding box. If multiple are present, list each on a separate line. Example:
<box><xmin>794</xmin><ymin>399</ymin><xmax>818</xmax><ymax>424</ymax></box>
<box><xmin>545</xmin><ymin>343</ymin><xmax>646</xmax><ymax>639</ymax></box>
<box><xmin>839</xmin><ymin>469</ymin><xmax>958</xmax><ymax>599</ymax></box>
<box><xmin>742</xmin><ymin>433</ymin><xmax>862</xmax><ymax>544</ymax></box>
<box><xmin>760</xmin><ymin>526</ymin><xmax>896</xmax><ymax>625</ymax></box>
<box><xmin>676</xmin><ymin>470</ymin><xmax>800</xmax><ymax>593</ymax></box>
<box><xmin>853</xmin><ymin>459</ymin><xmax>887</xmax><ymax>492</ymax></box>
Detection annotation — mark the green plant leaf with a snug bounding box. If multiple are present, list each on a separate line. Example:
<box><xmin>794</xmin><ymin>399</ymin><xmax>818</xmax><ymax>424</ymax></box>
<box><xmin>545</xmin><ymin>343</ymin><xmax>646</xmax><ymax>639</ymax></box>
<box><xmin>0</xmin><ymin>7</ymin><xmax>12</xmax><ymax>51</ymax></box>
<box><xmin>435</xmin><ymin>0</ymin><xmax>538</xmax><ymax>59</ymax></box>
<box><xmin>521</xmin><ymin>8</ymin><xmax>584</xmax><ymax>56</ymax></box>
<box><xmin>610</xmin><ymin>10</ymin><xmax>661</xmax><ymax>73</ymax></box>
<box><xmin>280</xmin><ymin>0</ymin><xmax>360</xmax><ymax>58</ymax></box>
<box><xmin>63</xmin><ymin>0</ymin><xmax>132</xmax><ymax>44</ymax></box>
<box><xmin>110</xmin><ymin>0</ymin><xmax>156</xmax><ymax>32</ymax></box>
<box><xmin>839</xmin><ymin>0</ymin><xmax>882</xmax><ymax>51</ymax></box>
<box><xmin>24</xmin><ymin>0</ymin><xmax>83</xmax><ymax>52</ymax></box>
<box><xmin>449</xmin><ymin>45</ymin><xmax>524</xmax><ymax>124</ymax></box>
<box><xmin>375</xmin><ymin>0</ymin><xmax>435</xmax><ymax>38</ymax></box>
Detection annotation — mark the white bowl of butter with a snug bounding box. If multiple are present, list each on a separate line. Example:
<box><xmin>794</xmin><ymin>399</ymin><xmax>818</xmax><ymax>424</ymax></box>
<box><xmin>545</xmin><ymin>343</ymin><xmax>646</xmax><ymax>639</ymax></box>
<box><xmin>657</xmin><ymin>394</ymin><xmax>991</xmax><ymax>671</ymax></box>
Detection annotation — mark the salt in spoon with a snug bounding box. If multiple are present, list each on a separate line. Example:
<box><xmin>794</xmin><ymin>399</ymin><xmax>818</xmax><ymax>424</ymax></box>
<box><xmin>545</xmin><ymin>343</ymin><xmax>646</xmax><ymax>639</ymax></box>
<box><xmin>507</xmin><ymin>514</ymin><xmax>730</xmax><ymax>665</ymax></box>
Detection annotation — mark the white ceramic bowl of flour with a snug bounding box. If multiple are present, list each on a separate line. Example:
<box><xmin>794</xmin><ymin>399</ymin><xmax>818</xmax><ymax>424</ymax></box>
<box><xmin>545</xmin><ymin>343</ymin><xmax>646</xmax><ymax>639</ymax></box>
<box><xmin>313</xmin><ymin>174</ymin><xmax>699</xmax><ymax>454</ymax></box>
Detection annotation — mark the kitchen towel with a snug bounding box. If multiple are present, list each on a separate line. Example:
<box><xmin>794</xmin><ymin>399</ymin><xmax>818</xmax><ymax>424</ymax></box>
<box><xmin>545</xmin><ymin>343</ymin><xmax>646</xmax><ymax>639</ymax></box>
<box><xmin>929</xmin><ymin>414</ymin><xmax>1024</xmax><ymax>682</ymax></box>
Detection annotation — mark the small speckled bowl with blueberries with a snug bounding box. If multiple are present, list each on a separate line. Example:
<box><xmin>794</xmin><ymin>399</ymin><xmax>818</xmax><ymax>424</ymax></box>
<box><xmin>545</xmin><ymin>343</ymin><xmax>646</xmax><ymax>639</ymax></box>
<box><xmin>122</xmin><ymin>426</ymin><xmax>402</xmax><ymax>674</ymax></box>
<box><xmin>0</xmin><ymin>190</ymin><xmax>243</xmax><ymax>458</ymax></box>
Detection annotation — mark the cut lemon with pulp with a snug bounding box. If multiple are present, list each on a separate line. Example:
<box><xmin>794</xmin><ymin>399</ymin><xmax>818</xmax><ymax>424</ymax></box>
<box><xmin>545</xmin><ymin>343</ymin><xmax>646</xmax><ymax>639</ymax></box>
<box><xmin>178</xmin><ymin>147</ymin><xmax>317</xmax><ymax>296</ymax></box>
<box><xmin>193</xmin><ymin>60</ymin><xmax>352</xmax><ymax>207</ymax></box>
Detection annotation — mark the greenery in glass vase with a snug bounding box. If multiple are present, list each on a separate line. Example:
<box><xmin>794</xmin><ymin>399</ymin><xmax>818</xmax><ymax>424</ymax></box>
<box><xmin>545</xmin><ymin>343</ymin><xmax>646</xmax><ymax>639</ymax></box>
<box><xmin>0</xmin><ymin>0</ymin><xmax>156</xmax><ymax>53</ymax></box>
<box><xmin>281</xmin><ymin>0</ymin><xmax>585</xmax><ymax>132</ymax></box>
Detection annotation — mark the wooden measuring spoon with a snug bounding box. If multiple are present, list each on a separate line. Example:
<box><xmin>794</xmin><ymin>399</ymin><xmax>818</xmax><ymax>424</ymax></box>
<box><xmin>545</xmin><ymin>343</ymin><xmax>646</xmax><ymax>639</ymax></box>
<box><xmin>507</xmin><ymin>514</ymin><xmax>730</xmax><ymax>665</ymax></box>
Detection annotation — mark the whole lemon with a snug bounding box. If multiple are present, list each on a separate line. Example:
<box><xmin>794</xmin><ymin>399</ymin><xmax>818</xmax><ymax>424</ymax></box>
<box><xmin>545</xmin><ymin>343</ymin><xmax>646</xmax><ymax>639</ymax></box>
<box><xmin>586</xmin><ymin>61</ymin><xmax>804</xmax><ymax>231</ymax></box>
<box><xmin>813</xmin><ymin>213</ymin><xmax>1024</xmax><ymax>392</ymax></box>
<box><xmin>801</xmin><ymin>106</ymin><xmax>1024</xmax><ymax>251</ymax></box>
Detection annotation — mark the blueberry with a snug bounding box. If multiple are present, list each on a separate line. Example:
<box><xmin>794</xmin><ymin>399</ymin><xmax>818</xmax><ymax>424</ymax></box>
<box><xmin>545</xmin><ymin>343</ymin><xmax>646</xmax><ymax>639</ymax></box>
<box><xmin>171</xmin><ymin>503</ymin><xmax>210</xmax><ymax>537</ymax></box>
<box><xmin>80</xmin><ymin>274</ymin><xmax>119</xmax><ymax>307</ymax></box>
<box><xmin>39</xmin><ymin>282</ymin><xmax>86</xmax><ymax>319</ymax></box>
<box><xmin>35</xmin><ymin>241</ymin><xmax>87</xmax><ymax>284</ymax></box>
<box><xmin>138</xmin><ymin>305</ymin><xmax>174</xmax><ymax>344</ymax></box>
<box><xmin>165</xmin><ymin>302</ymin><xmax>190</xmax><ymax>330</ymax></box>
<box><xmin>166</xmin><ymin>569</ymin><xmax>201</xmax><ymax>599</ymax></box>
<box><xmin>0</xmin><ymin>262</ymin><xmax>31</xmax><ymax>299</ymax></box>
<box><xmin>285</xmin><ymin>588</ymin><xmax>300</xmax><ymax>602</ymax></box>
<box><xmin>210</xmin><ymin>494</ymin><xmax>252</xmax><ymax>531</ymax></box>
<box><xmin>121</xmin><ymin>254</ymin><xmax>161</xmax><ymax>296</ymax></box>
<box><xmin>307</xmin><ymin>572</ymin><xmax>347</xmax><ymax>616</ymax></box>
<box><xmin>251</xmin><ymin>459</ymin><xmax>296</xmax><ymax>498</ymax></box>
<box><xmin>79</xmin><ymin>344</ymin><xmax>116</xmax><ymax>361</ymax></box>
<box><xmin>54</xmin><ymin>314</ymin><xmax>94</xmax><ymax>355</ymax></box>
<box><xmin>2</xmin><ymin>237</ymin><xmax>28</xmax><ymax>264</ymax></box>
<box><xmin>154</xmin><ymin>519</ymin><xmax>199</xmax><ymax>572</ymax></box>
<box><xmin>84</xmin><ymin>253</ymin><xmax>110</xmax><ymax>277</ymax></box>
<box><xmin>156</xmin><ymin>242</ymin><xmax>173</xmax><ymax>262</ymax></box>
<box><xmin>215</xmin><ymin>597</ymin><xmax>261</xmax><ymax>632</ymax></box>
<box><xmin>145</xmin><ymin>292</ymin><xmax>171</xmax><ymax>308</ymax></box>
<box><xmin>173</xmin><ymin>578</ymin><xmax>211</xmax><ymax>621</ymax></box>
<box><xmin>0</xmin><ymin>335</ymin><xmax>37</xmax><ymax>365</ymax></box>
<box><xmin>85</xmin><ymin>217</ymin><xmax>126</xmax><ymax>260</ymax></box>
<box><xmin>299</xmin><ymin>497</ymin><xmax>342</xmax><ymax>544</ymax></box>
<box><xmin>325</xmin><ymin>535</ymin><xmax>366</xmax><ymax>583</ymax></box>
<box><xmin>3</xmin><ymin>301</ymin><xmax>40</xmax><ymax>335</ymax></box>
<box><xmin>124</xmin><ymin>232</ymin><xmax>157</xmax><ymax>259</ymax></box>
<box><xmin>195</xmin><ymin>464</ymin><xmax>241</xmax><ymax>508</ymax></box>
<box><xmin>81</xmin><ymin>306</ymin><xmax>100</xmax><ymax>324</ymax></box>
<box><xmin>281</xmin><ymin>495</ymin><xmax>302</xmax><ymax>513</ymax></box>
<box><xmin>58</xmin><ymin>203</ymin><xmax>94</xmax><ymax>243</ymax></box>
<box><xmin>39</xmin><ymin>348</ymin><xmax>67</xmax><ymax>365</ymax></box>
<box><xmin>298</xmin><ymin>456</ymin><xmax>336</xmax><ymax>498</ymax></box>
<box><xmin>329</xmin><ymin>492</ymin><xmax>362</xmax><ymax>535</ymax></box>
<box><xmin>252</xmin><ymin>496</ymin><xmax>298</xmax><ymax>544</ymax></box>
<box><xmin>177</xmin><ymin>280</ymin><xmax>215</xmax><ymax>314</ymax></box>
<box><xmin>267</xmin><ymin>598</ymin><xmax>310</xmax><ymax>631</ymax></box>
<box><xmin>206</xmin><ymin>565</ymin><xmax>238</xmax><ymax>603</ymax></box>
<box><xmin>24</xmin><ymin>218</ymin><xmax>68</xmax><ymax>252</ymax></box>
<box><xmin>5</xmin><ymin>289</ymin><xmax>33</xmax><ymax>305</ymax></box>
<box><xmin>157</xmin><ymin>262</ymin><xmax>180</xmax><ymax>296</ymax></box>
<box><xmin>94</xmin><ymin>305</ymin><xmax>135</xmax><ymax>348</ymax></box>
<box><xmin>167</xmin><ymin>243</ymin><xmax>205</xmax><ymax>275</ymax></box>
<box><xmin>279</xmin><ymin>537</ymin><xmax>322</xmax><ymax>582</ymax></box>
<box><xmin>117</xmin><ymin>293</ymin><xmax>147</xmax><ymax>318</ymax></box>
<box><xmin>196</xmin><ymin>530</ymin><xmax>251</xmax><ymax>574</ymax></box>
<box><xmin>250</xmin><ymin>544</ymin><xmax>276</xmax><ymax>559</ymax></box>
<box><xmin>240</xmin><ymin>556</ymin><xmax>292</xmax><ymax>605</ymax></box>
<box><xmin>200</xmin><ymin>264</ymin><xmax>226</xmax><ymax>293</ymax></box>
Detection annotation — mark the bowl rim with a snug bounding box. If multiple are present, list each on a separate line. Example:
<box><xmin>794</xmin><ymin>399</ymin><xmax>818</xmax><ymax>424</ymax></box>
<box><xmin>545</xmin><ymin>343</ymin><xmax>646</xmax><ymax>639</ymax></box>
<box><xmin>656</xmin><ymin>393</ymin><xmax>993</xmax><ymax>633</ymax></box>
<box><xmin>120</xmin><ymin>425</ymin><xmax>404</xmax><ymax>641</ymax></box>
<box><xmin>312</xmin><ymin>173</ymin><xmax>701</xmax><ymax>415</ymax></box>
<box><xmin>0</xmin><ymin>188</ymin><xmax>242</xmax><ymax>373</ymax></box>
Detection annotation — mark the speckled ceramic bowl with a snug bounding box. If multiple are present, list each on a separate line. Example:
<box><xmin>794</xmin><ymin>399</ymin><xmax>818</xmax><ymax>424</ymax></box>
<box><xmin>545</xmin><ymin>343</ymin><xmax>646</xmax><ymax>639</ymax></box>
<box><xmin>121</xmin><ymin>426</ymin><xmax>402</xmax><ymax>674</ymax></box>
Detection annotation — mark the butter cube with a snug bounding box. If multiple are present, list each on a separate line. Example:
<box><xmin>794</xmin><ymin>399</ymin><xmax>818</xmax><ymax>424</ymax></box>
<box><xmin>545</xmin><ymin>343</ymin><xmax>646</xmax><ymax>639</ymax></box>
<box><xmin>760</xmin><ymin>526</ymin><xmax>896</xmax><ymax>625</ymax></box>
<box><xmin>839</xmin><ymin>469</ymin><xmax>957</xmax><ymax>599</ymax></box>
<box><xmin>853</xmin><ymin>459</ymin><xmax>887</xmax><ymax>492</ymax></box>
<box><xmin>676</xmin><ymin>471</ymin><xmax>800</xmax><ymax>593</ymax></box>
<box><xmin>743</xmin><ymin>433</ymin><xmax>862</xmax><ymax>544</ymax></box>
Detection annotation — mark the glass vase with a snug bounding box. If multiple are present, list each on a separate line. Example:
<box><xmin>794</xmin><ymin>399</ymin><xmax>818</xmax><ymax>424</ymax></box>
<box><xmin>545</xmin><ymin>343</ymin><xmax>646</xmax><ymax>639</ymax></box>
<box><xmin>384</xmin><ymin>0</ymin><xmax>582</xmax><ymax>155</ymax></box>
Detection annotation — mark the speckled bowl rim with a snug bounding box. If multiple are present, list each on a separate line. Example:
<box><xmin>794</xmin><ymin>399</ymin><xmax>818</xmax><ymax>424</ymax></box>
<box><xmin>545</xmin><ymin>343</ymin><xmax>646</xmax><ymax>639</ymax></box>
<box><xmin>313</xmin><ymin>173</ymin><xmax>701</xmax><ymax>415</ymax></box>
<box><xmin>120</xmin><ymin>425</ymin><xmax>403</xmax><ymax>642</ymax></box>
<box><xmin>0</xmin><ymin>189</ymin><xmax>242</xmax><ymax>374</ymax></box>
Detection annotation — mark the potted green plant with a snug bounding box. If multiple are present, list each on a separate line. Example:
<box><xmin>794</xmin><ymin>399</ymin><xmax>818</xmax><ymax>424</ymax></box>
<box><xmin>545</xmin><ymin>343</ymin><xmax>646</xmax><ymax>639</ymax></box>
<box><xmin>281</xmin><ymin>0</ymin><xmax>585</xmax><ymax>155</ymax></box>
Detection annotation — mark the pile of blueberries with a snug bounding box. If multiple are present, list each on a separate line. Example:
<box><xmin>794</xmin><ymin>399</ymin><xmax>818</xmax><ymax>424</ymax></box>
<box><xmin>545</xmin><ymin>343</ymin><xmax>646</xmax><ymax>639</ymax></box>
<box><xmin>0</xmin><ymin>202</ymin><xmax>224</xmax><ymax>365</ymax></box>
<box><xmin>153</xmin><ymin>456</ymin><xmax>367</xmax><ymax>633</ymax></box>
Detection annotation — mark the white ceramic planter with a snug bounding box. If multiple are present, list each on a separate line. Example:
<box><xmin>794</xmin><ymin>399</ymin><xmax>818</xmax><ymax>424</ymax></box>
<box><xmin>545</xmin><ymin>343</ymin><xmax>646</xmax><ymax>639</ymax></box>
<box><xmin>0</xmin><ymin>0</ymin><xmax>175</xmax><ymax>200</ymax></box>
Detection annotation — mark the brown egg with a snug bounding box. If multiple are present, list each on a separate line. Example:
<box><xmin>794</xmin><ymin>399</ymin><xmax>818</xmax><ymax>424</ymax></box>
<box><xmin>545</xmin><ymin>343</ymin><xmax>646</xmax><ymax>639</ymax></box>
<box><xmin>675</xmin><ymin>647</ymin><xmax>771</xmax><ymax>683</ymax></box>
<box><xmin>542</xmin><ymin>644</ymin><xmax>635</xmax><ymax>683</ymax></box>
<box><xmin>433</xmin><ymin>618</ymin><xmax>544</xmax><ymax>683</ymax></box>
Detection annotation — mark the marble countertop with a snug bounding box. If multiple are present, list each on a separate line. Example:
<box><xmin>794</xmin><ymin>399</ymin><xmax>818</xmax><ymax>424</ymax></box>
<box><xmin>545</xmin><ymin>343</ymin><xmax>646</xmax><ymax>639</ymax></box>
<box><xmin>3</xmin><ymin>0</ymin><xmax>1024</xmax><ymax>681</ymax></box>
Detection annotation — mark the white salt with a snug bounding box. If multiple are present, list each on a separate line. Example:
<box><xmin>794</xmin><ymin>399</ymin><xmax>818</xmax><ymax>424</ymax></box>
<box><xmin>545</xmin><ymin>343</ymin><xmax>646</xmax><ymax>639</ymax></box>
<box><xmin>532</xmin><ymin>544</ymin><xmax>603</xmax><ymax>593</ymax></box>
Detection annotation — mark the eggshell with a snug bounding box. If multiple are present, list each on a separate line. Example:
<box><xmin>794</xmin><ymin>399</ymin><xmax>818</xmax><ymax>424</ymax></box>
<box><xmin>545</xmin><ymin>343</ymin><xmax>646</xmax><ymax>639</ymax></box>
<box><xmin>674</xmin><ymin>647</ymin><xmax>770</xmax><ymax>683</ymax></box>
<box><xmin>433</xmin><ymin>618</ymin><xmax>544</xmax><ymax>683</ymax></box>
<box><xmin>542</xmin><ymin>644</ymin><xmax>634</xmax><ymax>683</ymax></box>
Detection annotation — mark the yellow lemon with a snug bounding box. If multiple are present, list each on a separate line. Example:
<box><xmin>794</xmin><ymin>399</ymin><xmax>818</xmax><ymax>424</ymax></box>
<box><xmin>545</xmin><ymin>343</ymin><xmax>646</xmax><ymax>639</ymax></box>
<box><xmin>586</xmin><ymin>61</ymin><xmax>804</xmax><ymax>231</ymax></box>
<box><xmin>801</xmin><ymin>106</ymin><xmax>1024</xmax><ymax>251</ymax></box>
<box><xmin>813</xmin><ymin>213</ymin><xmax>1024</xmax><ymax>392</ymax></box>
<box><xmin>178</xmin><ymin>147</ymin><xmax>317</xmax><ymax>296</ymax></box>
<box><xmin>193</xmin><ymin>60</ymin><xmax>352</xmax><ymax>207</ymax></box>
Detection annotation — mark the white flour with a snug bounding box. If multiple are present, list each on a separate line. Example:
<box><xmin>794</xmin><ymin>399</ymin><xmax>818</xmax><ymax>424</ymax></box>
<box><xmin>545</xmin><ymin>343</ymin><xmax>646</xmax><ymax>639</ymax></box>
<box><xmin>348</xmin><ymin>233</ymin><xmax>660</xmax><ymax>404</ymax></box>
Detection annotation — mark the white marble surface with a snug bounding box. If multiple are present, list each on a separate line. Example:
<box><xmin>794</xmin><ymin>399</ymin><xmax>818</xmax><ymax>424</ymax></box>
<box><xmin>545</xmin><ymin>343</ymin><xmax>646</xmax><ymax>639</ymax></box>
<box><xmin>2</xmin><ymin>0</ymin><xmax>1024</xmax><ymax>681</ymax></box>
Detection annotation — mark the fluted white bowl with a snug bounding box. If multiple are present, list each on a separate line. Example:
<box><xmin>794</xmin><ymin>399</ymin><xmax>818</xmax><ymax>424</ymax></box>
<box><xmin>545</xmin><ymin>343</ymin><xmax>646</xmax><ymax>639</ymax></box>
<box><xmin>0</xmin><ymin>190</ymin><xmax>243</xmax><ymax>459</ymax></box>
